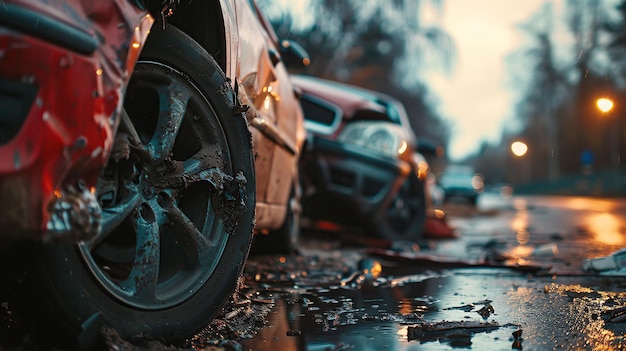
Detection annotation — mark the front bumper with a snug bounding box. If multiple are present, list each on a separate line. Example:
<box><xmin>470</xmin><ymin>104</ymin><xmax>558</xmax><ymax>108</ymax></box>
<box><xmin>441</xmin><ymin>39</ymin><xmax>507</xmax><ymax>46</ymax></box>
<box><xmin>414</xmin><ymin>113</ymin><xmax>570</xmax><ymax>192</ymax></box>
<box><xmin>0</xmin><ymin>1</ymin><xmax>151</xmax><ymax>240</ymax></box>
<box><xmin>302</xmin><ymin>135</ymin><xmax>411</xmax><ymax>225</ymax></box>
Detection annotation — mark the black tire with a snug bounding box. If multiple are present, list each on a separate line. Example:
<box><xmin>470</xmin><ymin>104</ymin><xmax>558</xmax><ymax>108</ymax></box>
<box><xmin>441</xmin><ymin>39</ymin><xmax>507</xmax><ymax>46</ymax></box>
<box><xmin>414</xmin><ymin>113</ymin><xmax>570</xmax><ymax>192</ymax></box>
<box><xmin>251</xmin><ymin>178</ymin><xmax>301</xmax><ymax>255</ymax></box>
<box><xmin>27</xmin><ymin>25</ymin><xmax>255</xmax><ymax>346</ymax></box>
<box><xmin>373</xmin><ymin>173</ymin><xmax>427</xmax><ymax>241</ymax></box>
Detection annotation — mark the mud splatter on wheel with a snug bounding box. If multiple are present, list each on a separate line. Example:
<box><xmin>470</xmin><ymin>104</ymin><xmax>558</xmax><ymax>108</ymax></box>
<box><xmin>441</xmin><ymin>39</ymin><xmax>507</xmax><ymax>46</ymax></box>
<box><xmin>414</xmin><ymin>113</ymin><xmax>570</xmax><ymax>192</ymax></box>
<box><xmin>28</xmin><ymin>25</ymin><xmax>255</xmax><ymax>346</ymax></box>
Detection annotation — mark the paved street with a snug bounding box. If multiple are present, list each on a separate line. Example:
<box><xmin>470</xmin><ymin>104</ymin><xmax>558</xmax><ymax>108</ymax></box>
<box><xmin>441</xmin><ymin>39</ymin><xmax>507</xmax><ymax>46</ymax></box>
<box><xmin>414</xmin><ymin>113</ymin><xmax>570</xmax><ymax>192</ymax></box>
<box><xmin>3</xmin><ymin>192</ymin><xmax>626</xmax><ymax>350</ymax></box>
<box><xmin>236</xmin><ymin>192</ymin><xmax>626</xmax><ymax>351</ymax></box>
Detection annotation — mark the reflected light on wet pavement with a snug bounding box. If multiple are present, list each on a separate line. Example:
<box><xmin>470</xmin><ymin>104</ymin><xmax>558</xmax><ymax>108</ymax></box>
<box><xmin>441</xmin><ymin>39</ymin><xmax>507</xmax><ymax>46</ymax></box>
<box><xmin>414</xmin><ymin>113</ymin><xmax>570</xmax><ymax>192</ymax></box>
<box><xmin>507</xmin><ymin>282</ymin><xmax>626</xmax><ymax>351</ymax></box>
<box><xmin>236</xmin><ymin>195</ymin><xmax>626</xmax><ymax>351</ymax></box>
<box><xmin>585</xmin><ymin>212</ymin><xmax>626</xmax><ymax>246</ymax></box>
<box><xmin>511</xmin><ymin>200</ymin><xmax>529</xmax><ymax>233</ymax></box>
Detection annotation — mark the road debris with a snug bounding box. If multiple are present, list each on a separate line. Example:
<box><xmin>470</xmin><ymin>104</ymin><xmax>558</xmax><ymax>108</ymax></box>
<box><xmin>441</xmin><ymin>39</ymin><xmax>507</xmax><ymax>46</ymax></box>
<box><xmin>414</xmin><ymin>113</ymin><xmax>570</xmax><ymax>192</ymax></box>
<box><xmin>603</xmin><ymin>306</ymin><xmax>626</xmax><ymax>323</ymax></box>
<box><xmin>476</xmin><ymin>304</ymin><xmax>495</xmax><ymax>319</ymax></box>
<box><xmin>512</xmin><ymin>328</ymin><xmax>523</xmax><ymax>349</ymax></box>
<box><xmin>367</xmin><ymin>248</ymin><xmax>548</xmax><ymax>273</ymax></box>
<box><xmin>407</xmin><ymin>320</ymin><xmax>500</xmax><ymax>339</ymax></box>
<box><xmin>582</xmin><ymin>248</ymin><xmax>626</xmax><ymax>274</ymax></box>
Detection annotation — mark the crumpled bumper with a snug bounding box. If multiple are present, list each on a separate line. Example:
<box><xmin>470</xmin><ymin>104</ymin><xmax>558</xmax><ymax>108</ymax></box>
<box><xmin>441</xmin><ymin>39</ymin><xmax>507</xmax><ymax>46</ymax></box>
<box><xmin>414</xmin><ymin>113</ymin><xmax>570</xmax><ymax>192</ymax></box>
<box><xmin>302</xmin><ymin>135</ymin><xmax>411</xmax><ymax>224</ymax></box>
<box><xmin>0</xmin><ymin>0</ymin><xmax>152</xmax><ymax>240</ymax></box>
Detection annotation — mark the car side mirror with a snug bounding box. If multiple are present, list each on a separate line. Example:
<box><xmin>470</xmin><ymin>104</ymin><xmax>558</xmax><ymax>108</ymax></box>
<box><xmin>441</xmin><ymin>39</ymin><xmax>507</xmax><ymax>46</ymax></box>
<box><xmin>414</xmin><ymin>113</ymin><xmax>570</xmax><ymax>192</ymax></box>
<box><xmin>280</xmin><ymin>40</ymin><xmax>310</xmax><ymax>68</ymax></box>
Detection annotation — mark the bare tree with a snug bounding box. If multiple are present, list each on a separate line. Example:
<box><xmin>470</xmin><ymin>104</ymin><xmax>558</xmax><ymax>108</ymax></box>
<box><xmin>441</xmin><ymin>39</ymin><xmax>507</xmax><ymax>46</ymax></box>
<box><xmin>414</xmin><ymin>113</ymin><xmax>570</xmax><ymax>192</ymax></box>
<box><xmin>259</xmin><ymin>0</ymin><xmax>455</xmax><ymax>149</ymax></box>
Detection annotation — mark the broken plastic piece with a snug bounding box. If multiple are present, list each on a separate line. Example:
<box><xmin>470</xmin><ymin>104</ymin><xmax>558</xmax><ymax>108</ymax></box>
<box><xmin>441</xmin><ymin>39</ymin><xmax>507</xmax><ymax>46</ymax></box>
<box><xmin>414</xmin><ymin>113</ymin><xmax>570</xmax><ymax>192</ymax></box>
<box><xmin>422</xmin><ymin>213</ymin><xmax>457</xmax><ymax>239</ymax></box>
<box><xmin>45</xmin><ymin>181</ymin><xmax>102</xmax><ymax>242</ymax></box>
<box><xmin>582</xmin><ymin>248</ymin><xmax>626</xmax><ymax>273</ymax></box>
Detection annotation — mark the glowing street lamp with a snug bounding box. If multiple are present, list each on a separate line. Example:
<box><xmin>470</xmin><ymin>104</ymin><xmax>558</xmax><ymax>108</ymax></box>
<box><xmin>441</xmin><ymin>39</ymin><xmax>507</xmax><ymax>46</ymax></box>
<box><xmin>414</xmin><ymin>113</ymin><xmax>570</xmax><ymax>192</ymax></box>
<box><xmin>511</xmin><ymin>141</ymin><xmax>528</xmax><ymax>157</ymax></box>
<box><xmin>511</xmin><ymin>141</ymin><xmax>529</xmax><ymax>184</ymax></box>
<box><xmin>596</xmin><ymin>97</ymin><xmax>618</xmax><ymax>168</ymax></box>
<box><xmin>597</xmin><ymin>98</ymin><xmax>614</xmax><ymax>113</ymax></box>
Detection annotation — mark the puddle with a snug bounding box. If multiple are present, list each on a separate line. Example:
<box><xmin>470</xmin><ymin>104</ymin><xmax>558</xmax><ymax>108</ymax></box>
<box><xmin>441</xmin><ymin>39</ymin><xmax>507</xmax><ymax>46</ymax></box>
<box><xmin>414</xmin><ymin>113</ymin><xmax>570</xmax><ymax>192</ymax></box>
<box><xmin>235</xmin><ymin>252</ymin><xmax>626</xmax><ymax>351</ymax></box>
<box><xmin>238</xmin><ymin>255</ymin><xmax>527</xmax><ymax>350</ymax></box>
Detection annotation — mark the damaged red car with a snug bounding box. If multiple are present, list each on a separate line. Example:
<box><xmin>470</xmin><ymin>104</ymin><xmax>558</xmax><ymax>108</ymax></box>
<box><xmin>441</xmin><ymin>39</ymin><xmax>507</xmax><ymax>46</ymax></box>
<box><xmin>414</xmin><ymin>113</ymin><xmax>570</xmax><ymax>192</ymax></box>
<box><xmin>294</xmin><ymin>75</ymin><xmax>429</xmax><ymax>241</ymax></box>
<box><xmin>0</xmin><ymin>0</ymin><xmax>307</xmax><ymax>347</ymax></box>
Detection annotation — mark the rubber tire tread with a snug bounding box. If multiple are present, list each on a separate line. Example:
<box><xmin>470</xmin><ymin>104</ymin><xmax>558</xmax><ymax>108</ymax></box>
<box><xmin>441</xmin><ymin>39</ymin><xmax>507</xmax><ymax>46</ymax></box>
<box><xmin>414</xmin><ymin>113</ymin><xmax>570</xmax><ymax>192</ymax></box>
<box><xmin>24</xmin><ymin>25</ymin><xmax>255</xmax><ymax>346</ymax></box>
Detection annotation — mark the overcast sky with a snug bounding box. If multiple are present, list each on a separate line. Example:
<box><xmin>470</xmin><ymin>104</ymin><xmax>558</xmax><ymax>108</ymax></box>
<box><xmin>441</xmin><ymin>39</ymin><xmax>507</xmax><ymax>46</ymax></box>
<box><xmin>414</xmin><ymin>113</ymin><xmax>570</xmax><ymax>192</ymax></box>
<box><xmin>426</xmin><ymin>0</ymin><xmax>549</xmax><ymax>160</ymax></box>
<box><xmin>271</xmin><ymin>0</ymin><xmax>557</xmax><ymax>161</ymax></box>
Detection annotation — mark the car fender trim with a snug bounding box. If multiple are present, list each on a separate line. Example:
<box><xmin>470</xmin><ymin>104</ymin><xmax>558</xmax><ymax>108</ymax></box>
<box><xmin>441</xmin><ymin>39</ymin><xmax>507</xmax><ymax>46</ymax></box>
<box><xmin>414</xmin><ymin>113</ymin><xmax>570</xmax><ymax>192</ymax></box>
<box><xmin>0</xmin><ymin>3</ymin><xmax>98</xmax><ymax>55</ymax></box>
<box><xmin>250</xmin><ymin>116</ymin><xmax>297</xmax><ymax>155</ymax></box>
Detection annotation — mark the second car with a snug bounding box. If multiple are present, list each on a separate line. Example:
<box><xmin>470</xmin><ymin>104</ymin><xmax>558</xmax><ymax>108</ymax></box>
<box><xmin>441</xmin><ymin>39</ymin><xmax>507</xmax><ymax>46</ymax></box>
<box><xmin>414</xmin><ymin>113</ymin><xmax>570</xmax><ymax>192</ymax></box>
<box><xmin>293</xmin><ymin>75</ymin><xmax>429</xmax><ymax>241</ymax></box>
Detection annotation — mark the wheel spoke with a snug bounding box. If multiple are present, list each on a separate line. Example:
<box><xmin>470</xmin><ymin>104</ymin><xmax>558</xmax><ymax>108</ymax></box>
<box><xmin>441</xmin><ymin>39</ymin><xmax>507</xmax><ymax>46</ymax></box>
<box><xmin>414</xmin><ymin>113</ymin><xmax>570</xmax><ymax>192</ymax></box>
<box><xmin>182</xmin><ymin>147</ymin><xmax>225</xmax><ymax>183</ymax></box>
<box><xmin>150</xmin><ymin>79</ymin><xmax>191</xmax><ymax>161</ymax></box>
<box><xmin>387</xmin><ymin>206</ymin><xmax>405</xmax><ymax>221</ymax></box>
<box><xmin>119</xmin><ymin>109</ymin><xmax>152</xmax><ymax>162</ymax></box>
<box><xmin>122</xmin><ymin>214</ymin><xmax>161</xmax><ymax>300</ymax></box>
<box><xmin>120</xmin><ymin>109</ymin><xmax>143</xmax><ymax>147</ymax></box>
<box><xmin>88</xmin><ymin>192</ymin><xmax>142</xmax><ymax>250</ymax></box>
<box><xmin>206</xmin><ymin>206</ymin><xmax>224</xmax><ymax>243</ymax></box>
<box><xmin>167</xmin><ymin>203</ymin><xmax>213</xmax><ymax>267</ymax></box>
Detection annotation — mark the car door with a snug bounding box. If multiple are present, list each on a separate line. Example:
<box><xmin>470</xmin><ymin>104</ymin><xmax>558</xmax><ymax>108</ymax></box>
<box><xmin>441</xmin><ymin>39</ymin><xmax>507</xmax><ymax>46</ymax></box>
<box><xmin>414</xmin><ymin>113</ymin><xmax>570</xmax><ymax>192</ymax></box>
<box><xmin>235</xmin><ymin>0</ymin><xmax>306</xmax><ymax>229</ymax></box>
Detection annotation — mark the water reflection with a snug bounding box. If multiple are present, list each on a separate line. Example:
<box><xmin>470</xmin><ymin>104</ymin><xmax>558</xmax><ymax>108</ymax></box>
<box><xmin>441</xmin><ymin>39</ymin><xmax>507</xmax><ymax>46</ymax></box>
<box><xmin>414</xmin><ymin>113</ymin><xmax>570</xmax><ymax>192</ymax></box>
<box><xmin>240</xmin><ymin>196</ymin><xmax>626</xmax><ymax>351</ymax></box>
<box><xmin>511</xmin><ymin>198</ymin><xmax>529</xmax><ymax>233</ymax></box>
<box><xmin>247</xmin><ymin>298</ymin><xmax>304</xmax><ymax>351</ymax></box>
<box><xmin>563</xmin><ymin>197</ymin><xmax>618</xmax><ymax>212</ymax></box>
<box><xmin>584</xmin><ymin>212</ymin><xmax>626</xmax><ymax>246</ymax></box>
<box><xmin>242</xmin><ymin>267</ymin><xmax>525</xmax><ymax>351</ymax></box>
<box><xmin>242</xmin><ymin>258</ymin><xmax>626</xmax><ymax>351</ymax></box>
<box><xmin>516</xmin><ymin>228</ymin><xmax>530</xmax><ymax>245</ymax></box>
<box><xmin>503</xmin><ymin>195</ymin><xmax>626</xmax><ymax>260</ymax></box>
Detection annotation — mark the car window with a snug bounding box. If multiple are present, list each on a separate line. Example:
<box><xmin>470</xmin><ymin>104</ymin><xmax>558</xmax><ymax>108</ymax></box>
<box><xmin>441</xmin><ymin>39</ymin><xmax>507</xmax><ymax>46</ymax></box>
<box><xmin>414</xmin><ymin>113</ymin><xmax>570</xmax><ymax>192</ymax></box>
<box><xmin>441</xmin><ymin>173</ymin><xmax>471</xmax><ymax>183</ymax></box>
<box><xmin>300</xmin><ymin>94</ymin><xmax>342</xmax><ymax>135</ymax></box>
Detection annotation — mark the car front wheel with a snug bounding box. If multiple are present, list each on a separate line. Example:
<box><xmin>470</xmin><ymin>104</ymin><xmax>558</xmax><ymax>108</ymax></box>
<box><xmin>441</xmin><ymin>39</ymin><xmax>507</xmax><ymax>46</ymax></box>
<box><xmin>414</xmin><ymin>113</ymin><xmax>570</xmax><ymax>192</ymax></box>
<box><xmin>374</xmin><ymin>172</ymin><xmax>426</xmax><ymax>241</ymax></box>
<box><xmin>27</xmin><ymin>25</ymin><xmax>255</xmax><ymax>346</ymax></box>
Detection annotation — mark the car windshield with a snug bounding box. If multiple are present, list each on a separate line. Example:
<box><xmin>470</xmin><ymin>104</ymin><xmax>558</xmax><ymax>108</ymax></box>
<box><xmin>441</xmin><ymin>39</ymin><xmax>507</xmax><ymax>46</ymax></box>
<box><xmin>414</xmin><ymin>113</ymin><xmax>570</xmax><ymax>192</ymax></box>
<box><xmin>440</xmin><ymin>173</ymin><xmax>472</xmax><ymax>185</ymax></box>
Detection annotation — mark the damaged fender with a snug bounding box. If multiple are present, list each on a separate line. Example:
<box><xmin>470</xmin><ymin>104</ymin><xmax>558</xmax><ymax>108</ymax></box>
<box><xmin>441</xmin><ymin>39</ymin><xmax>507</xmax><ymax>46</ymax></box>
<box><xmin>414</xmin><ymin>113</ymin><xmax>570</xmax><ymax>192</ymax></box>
<box><xmin>0</xmin><ymin>0</ymin><xmax>152</xmax><ymax>240</ymax></box>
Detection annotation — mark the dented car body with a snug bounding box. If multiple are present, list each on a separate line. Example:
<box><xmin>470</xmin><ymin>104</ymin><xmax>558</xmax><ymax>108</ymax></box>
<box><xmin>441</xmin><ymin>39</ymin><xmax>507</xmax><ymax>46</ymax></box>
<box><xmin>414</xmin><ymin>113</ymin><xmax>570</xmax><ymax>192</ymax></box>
<box><xmin>0</xmin><ymin>0</ymin><xmax>306</xmax><ymax>346</ymax></box>
<box><xmin>0</xmin><ymin>1</ymin><xmax>153</xmax><ymax>239</ymax></box>
<box><xmin>294</xmin><ymin>75</ymin><xmax>428</xmax><ymax>241</ymax></box>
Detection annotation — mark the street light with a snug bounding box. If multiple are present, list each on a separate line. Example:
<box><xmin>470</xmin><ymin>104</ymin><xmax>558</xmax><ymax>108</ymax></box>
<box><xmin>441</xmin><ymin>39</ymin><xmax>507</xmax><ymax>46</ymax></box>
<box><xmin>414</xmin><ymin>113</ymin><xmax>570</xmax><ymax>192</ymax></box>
<box><xmin>511</xmin><ymin>141</ymin><xmax>528</xmax><ymax>157</ymax></box>
<box><xmin>511</xmin><ymin>141</ymin><xmax>530</xmax><ymax>183</ymax></box>
<box><xmin>596</xmin><ymin>97</ymin><xmax>618</xmax><ymax>168</ymax></box>
<box><xmin>597</xmin><ymin>98</ymin><xmax>614</xmax><ymax>113</ymax></box>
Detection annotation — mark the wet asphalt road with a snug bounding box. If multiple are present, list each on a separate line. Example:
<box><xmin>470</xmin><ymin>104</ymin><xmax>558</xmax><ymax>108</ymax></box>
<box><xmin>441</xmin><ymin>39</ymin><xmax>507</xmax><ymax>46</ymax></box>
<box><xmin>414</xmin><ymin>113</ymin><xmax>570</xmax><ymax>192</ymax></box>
<box><xmin>3</xmin><ymin>192</ymin><xmax>626</xmax><ymax>350</ymax></box>
<box><xmin>236</xmin><ymin>192</ymin><xmax>626</xmax><ymax>351</ymax></box>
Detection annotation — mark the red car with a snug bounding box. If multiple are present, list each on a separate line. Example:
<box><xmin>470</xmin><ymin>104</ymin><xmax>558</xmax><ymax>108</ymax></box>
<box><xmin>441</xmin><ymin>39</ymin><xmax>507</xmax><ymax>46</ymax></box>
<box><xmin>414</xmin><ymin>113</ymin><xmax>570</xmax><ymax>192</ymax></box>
<box><xmin>0</xmin><ymin>0</ymin><xmax>307</xmax><ymax>346</ymax></box>
<box><xmin>293</xmin><ymin>75</ymin><xmax>429</xmax><ymax>241</ymax></box>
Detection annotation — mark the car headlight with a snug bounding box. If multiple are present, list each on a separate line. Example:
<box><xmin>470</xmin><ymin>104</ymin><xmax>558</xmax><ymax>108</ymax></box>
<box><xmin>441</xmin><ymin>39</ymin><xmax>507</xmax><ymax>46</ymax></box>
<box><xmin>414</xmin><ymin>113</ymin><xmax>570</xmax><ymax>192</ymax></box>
<box><xmin>337</xmin><ymin>121</ymin><xmax>410</xmax><ymax>158</ymax></box>
<box><xmin>413</xmin><ymin>152</ymin><xmax>429</xmax><ymax>181</ymax></box>
<box><xmin>471</xmin><ymin>174</ymin><xmax>485</xmax><ymax>192</ymax></box>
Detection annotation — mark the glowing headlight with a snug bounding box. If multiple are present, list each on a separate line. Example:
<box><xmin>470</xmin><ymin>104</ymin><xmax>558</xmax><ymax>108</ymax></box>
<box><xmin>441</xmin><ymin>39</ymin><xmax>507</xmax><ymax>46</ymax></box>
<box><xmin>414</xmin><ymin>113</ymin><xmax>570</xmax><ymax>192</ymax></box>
<box><xmin>413</xmin><ymin>152</ymin><xmax>429</xmax><ymax>180</ymax></box>
<box><xmin>471</xmin><ymin>174</ymin><xmax>485</xmax><ymax>192</ymax></box>
<box><xmin>337</xmin><ymin>121</ymin><xmax>410</xmax><ymax>158</ymax></box>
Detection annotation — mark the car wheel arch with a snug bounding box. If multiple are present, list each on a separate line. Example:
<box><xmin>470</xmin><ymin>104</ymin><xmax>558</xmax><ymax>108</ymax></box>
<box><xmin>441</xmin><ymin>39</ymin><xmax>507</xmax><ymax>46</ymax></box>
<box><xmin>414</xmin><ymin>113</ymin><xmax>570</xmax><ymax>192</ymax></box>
<box><xmin>163</xmin><ymin>1</ymin><xmax>230</xmax><ymax>77</ymax></box>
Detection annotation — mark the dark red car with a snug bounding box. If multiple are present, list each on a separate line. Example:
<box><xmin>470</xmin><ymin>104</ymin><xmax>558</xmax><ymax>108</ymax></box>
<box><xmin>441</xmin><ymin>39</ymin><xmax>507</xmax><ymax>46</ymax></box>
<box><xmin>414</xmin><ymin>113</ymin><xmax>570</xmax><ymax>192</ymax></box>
<box><xmin>293</xmin><ymin>75</ymin><xmax>429</xmax><ymax>241</ymax></box>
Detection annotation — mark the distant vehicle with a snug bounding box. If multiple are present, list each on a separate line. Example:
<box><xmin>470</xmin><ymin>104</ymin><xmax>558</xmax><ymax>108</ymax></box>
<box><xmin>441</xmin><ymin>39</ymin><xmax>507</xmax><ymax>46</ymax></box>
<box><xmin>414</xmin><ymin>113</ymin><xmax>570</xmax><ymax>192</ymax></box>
<box><xmin>293</xmin><ymin>75</ymin><xmax>429</xmax><ymax>241</ymax></box>
<box><xmin>439</xmin><ymin>165</ymin><xmax>484</xmax><ymax>205</ymax></box>
<box><xmin>427</xmin><ymin>173</ymin><xmax>446</xmax><ymax>205</ymax></box>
